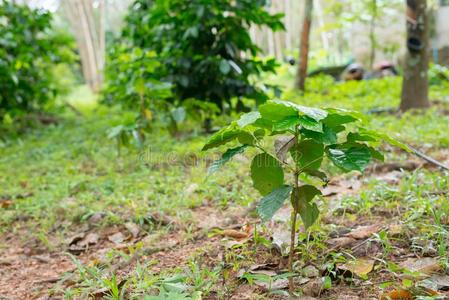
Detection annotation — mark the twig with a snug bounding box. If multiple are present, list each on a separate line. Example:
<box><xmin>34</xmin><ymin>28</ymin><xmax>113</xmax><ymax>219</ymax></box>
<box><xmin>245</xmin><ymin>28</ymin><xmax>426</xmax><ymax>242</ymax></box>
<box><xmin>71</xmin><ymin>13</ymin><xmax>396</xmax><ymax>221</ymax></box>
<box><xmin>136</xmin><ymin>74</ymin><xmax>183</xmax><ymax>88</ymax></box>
<box><xmin>407</xmin><ymin>145</ymin><xmax>449</xmax><ymax>171</ymax></box>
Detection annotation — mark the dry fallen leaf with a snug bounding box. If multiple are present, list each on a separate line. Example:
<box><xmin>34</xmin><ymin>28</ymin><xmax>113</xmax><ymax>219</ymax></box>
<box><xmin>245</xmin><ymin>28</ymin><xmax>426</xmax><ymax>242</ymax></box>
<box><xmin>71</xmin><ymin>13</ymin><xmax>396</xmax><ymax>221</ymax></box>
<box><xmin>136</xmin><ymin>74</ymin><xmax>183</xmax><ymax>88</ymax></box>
<box><xmin>346</xmin><ymin>224</ymin><xmax>381</xmax><ymax>239</ymax></box>
<box><xmin>67</xmin><ymin>232</ymin><xmax>86</xmax><ymax>246</ymax></box>
<box><xmin>326</xmin><ymin>237</ymin><xmax>357</xmax><ymax>250</ymax></box>
<box><xmin>255</xmin><ymin>278</ymin><xmax>289</xmax><ymax>291</ymax></box>
<box><xmin>400</xmin><ymin>257</ymin><xmax>441</xmax><ymax>276</ymax></box>
<box><xmin>421</xmin><ymin>274</ymin><xmax>449</xmax><ymax>291</ymax></box>
<box><xmin>0</xmin><ymin>199</ymin><xmax>12</xmax><ymax>209</ymax></box>
<box><xmin>108</xmin><ymin>232</ymin><xmax>126</xmax><ymax>244</ymax></box>
<box><xmin>388</xmin><ymin>224</ymin><xmax>405</xmax><ymax>237</ymax></box>
<box><xmin>78</xmin><ymin>232</ymin><xmax>99</xmax><ymax>247</ymax></box>
<box><xmin>338</xmin><ymin>258</ymin><xmax>374</xmax><ymax>277</ymax></box>
<box><xmin>222</xmin><ymin>229</ymin><xmax>249</xmax><ymax>240</ymax></box>
<box><xmin>125</xmin><ymin>222</ymin><xmax>140</xmax><ymax>238</ymax></box>
<box><xmin>380</xmin><ymin>289</ymin><xmax>413</xmax><ymax>300</ymax></box>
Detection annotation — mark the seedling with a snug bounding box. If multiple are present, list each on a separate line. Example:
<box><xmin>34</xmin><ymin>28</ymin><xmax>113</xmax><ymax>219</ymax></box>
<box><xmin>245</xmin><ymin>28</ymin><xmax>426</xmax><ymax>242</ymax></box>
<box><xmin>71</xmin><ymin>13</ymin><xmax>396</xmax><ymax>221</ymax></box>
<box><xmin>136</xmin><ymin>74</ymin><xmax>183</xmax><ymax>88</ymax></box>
<box><xmin>203</xmin><ymin>99</ymin><xmax>407</xmax><ymax>294</ymax></box>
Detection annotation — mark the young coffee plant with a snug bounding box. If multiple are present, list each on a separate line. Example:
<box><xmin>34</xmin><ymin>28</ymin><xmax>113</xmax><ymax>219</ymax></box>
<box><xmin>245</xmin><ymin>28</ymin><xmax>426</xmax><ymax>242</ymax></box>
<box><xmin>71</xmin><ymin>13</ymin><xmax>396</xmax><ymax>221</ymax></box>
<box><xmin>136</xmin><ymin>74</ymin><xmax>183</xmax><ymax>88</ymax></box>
<box><xmin>203</xmin><ymin>99</ymin><xmax>407</xmax><ymax>293</ymax></box>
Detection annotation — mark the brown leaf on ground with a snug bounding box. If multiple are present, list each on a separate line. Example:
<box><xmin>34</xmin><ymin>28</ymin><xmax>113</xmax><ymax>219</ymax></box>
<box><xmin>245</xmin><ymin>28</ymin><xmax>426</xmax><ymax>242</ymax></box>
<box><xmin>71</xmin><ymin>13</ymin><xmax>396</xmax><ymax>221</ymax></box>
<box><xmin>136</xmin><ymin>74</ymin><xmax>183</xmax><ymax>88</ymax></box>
<box><xmin>78</xmin><ymin>233</ymin><xmax>99</xmax><ymax>247</ymax></box>
<box><xmin>302</xmin><ymin>277</ymin><xmax>323</xmax><ymax>297</ymax></box>
<box><xmin>388</xmin><ymin>224</ymin><xmax>405</xmax><ymax>237</ymax></box>
<box><xmin>337</xmin><ymin>258</ymin><xmax>374</xmax><ymax>277</ymax></box>
<box><xmin>380</xmin><ymin>289</ymin><xmax>413</xmax><ymax>300</ymax></box>
<box><xmin>66</xmin><ymin>232</ymin><xmax>86</xmax><ymax>246</ymax></box>
<box><xmin>326</xmin><ymin>237</ymin><xmax>357</xmax><ymax>250</ymax></box>
<box><xmin>125</xmin><ymin>222</ymin><xmax>140</xmax><ymax>238</ymax></box>
<box><xmin>400</xmin><ymin>257</ymin><xmax>441</xmax><ymax>276</ymax></box>
<box><xmin>222</xmin><ymin>229</ymin><xmax>249</xmax><ymax>240</ymax></box>
<box><xmin>322</xmin><ymin>178</ymin><xmax>362</xmax><ymax>197</ymax></box>
<box><xmin>108</xmin><ymin>232</ymin><xmax>126</xmax><ymax>244</ymax></box>
<box><xmin>254</xmin><ymin>278</ymin><xmax>288</xmax><ymax>291</ymax></box>
<box><xmin>422</xmin><ymin>275</ymin><xmax>449</xmax><ymax>291</ymax></box>
<box><xmin>0</xmin><ymin>199</ymin><xmax>12</xmax><ymax>209</ymax></box>
<box><xmin>345</xmin><ymin>224</ymin><xmax>381</xmax><ymax>239</ymax></box>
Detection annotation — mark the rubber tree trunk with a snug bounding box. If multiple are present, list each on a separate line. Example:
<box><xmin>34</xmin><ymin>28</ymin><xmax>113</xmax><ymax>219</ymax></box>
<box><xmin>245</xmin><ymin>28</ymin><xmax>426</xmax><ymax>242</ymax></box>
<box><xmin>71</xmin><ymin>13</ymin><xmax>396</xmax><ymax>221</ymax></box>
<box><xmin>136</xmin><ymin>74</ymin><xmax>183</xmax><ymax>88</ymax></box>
<box><xmin>369</xmin><ymin>0</ymin><xmax>377</xmax><ymax>69</ymax></box>
<box><xmin>61</xmin><ymin>0</ymin><xmax>105</xmax><ymax>93</ymax></box>
<box><xmin>400</xmin><ymin>0</ymin><xmax>430</xmax><ymax>111</ymax></box>
<box><xmin>295</xmin><ymin>0</ymin><xmax>313</xmax><ymax>91</ymax></box>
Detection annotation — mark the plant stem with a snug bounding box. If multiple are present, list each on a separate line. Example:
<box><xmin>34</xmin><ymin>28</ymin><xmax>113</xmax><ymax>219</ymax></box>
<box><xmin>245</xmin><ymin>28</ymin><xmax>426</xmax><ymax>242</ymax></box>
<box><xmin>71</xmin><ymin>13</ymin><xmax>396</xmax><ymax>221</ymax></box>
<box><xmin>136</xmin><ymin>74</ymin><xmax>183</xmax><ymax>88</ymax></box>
<box><xmin>288</xmin><ymin>127</ymin><xmax>301</xmax><ymax>296</ymax></box>
<box><xmin>288</xmin><ymin>208</ymin><xmax>298</xmax><ymax>295</ymax></box>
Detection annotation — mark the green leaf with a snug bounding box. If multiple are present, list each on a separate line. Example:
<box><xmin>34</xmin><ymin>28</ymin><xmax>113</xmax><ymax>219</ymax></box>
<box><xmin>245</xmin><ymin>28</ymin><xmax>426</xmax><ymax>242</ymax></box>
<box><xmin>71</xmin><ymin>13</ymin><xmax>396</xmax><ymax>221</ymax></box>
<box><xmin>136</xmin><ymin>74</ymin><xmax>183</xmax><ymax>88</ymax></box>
<box><xmin>347</xmin><ymin>132</ymin><xmax>376</xmax><ymax>142</ymax></box>
<box><xmin>202</xmin><ymin>124</ymin><xmax>241</xmax><ymax>151</ymax></box>
<box><xmin>358</xmin><ymin>129</ymin><xmax>412</xmax><ymax>152</ymax></box>
<box><xmin>290</xmin><ymin>139</ymin><xmax>324</xmax><ymax>170</ymax></box>
<box><xmin>368</xmin><ymin>146</ymin><xmax>384</xmax><ymax>161</ymax></box>
<box><xmin>171</xmin><ymin>107</ymin><xmax>186</xmax><ymax>124</ymax></box>
<box><xmin>237</xmin><ymin>111</ymin><xmax>261</xmax><ymax>128</ymax></box>
<box><xmin>323</xmin><ymin>110</ymin><xmax>360</xmax><ymax>128</ymax></box>
<box><xmin>298</xmin><ymin>116</ymin><xmax>323</xmax><ymax>132</ymax></box>
<box><xmin>273</xmin><ymin>115</ymin><xmax>300</xmax><ymax>132</ymax></box>
<box><xmin>259</xmin><ymin>101</ymin><xmax>298</xmax><ymax>123</ymax></box>
<box><xmin>237</xmin><ymin>131</ymin><xmax>257</xmax><ymax>145</ymax></box>
<box><xmin>208</xmin><ymin>145</ymin><xmax>247</xmax><ymax>175</ymax></box>
<box><xmin>291</xmin><ymin>185</ymin><xmax>321</xmax><ymax>229</ymax></box>
<box><xmin>219</xmin><ymin>59</ymin><xmax>231</xmax><ymax>74</ymax></box>
<box><xmin>301</xmin><ymin>125</ymin><xmax>337</xmax><ymax>144</ymax></box>
<box><xmin>302</xmin><ymin>169</ymin><xmax>328</xmax><ymax>183</ymax></box>
<box><xmin>251</xmin><ymin>153</ymin><xmax>284</xmax><ymax>195</ymax></box>
<box><xmin>257</xmin><ymin>185</ymin><xmax>292</xmax><ymax>221</ymax></box>
<box><xmin>270</xmin><ymin>100</ymin><xmax>328</xmax><ymax>121</ymax></box>
<box><xmin>326</xmin><ymin>144</ymin><xmax>372</xmax><ymax>172</ymax></box>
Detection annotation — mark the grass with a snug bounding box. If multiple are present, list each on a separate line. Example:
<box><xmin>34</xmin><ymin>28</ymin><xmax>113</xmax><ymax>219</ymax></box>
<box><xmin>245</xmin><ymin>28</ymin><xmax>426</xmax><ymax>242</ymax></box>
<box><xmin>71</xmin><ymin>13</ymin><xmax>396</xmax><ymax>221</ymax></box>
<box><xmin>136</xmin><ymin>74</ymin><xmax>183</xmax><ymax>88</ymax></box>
<box><xmin>1</xmin><ymin>76</ymin><xmax>449</xmax><ymax>299</ymax></box>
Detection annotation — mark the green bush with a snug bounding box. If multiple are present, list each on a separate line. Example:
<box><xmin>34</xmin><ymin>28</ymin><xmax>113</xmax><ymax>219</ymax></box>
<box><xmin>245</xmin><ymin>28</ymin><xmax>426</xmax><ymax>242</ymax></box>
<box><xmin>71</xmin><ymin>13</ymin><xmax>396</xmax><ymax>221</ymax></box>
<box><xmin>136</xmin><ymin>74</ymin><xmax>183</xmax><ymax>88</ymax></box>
<box><xmin>0</xmin><ymin>1</ymin><xmax>75</xmax><ymax>119</ymax></box>
<box><xmin>107</xmin><ymin>0</ymin><xmax>284</xmax><ymax>114</ymax></box>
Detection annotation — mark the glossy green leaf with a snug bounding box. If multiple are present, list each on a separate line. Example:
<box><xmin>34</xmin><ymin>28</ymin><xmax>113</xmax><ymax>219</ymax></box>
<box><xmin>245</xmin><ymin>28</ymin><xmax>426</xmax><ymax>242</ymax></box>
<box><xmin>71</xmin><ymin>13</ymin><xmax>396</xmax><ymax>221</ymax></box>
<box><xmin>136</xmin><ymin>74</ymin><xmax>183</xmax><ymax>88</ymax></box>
<box><xmin>290</xmin><ymin>139</ymin><xmax>324</xmax><ymax>170</ymax></box>
<box><xmin>202</xmin><ymin>124</ymin><xmax>241</xmax><ymax>151</ymax></box>
<box><xmin>358</xmin><ymin>129</ymin><xmax>412</xmax><ymax>152</ymax></box>
<box><xmin>259</xmin><ymin>101</ymin><xmax>298</xmax><ymax>123</ymax></box>
<box><xmin>237</xmin><ymin>131</ymin><xmax>257</xmax><ymax>145</ymax></box>
<box><xmin>237</xmin><ymin>111</ymin><xmax>261</xmax><ymax>128</ymax></box>
<box><xmin>298</xmin><ymin>115</ymin><xmax>323</xmax><ymax>132</ymax></box>
<box><xmin>368</xmin><ymin>146</ymin><xmax>385</xmax><ymax>161</ymax></box>
<box><xmin>326</xmin><ymin>145</ymin><xmax>372</xmax><ymax>172</ymax></box>
<box><xmin>270</xmin><ymin>100</ymin><xmax>328</xmax><ymax>121</ymax></box>
<box><xmin>291</xmin><ymin>185</ymin><xmax>321</xmax><ymax>229</ymax></box>
<box><xmin>251</xmin><ymin>153</ymin><xmax>284</xmax><ymax>195</ymax></box>
<box><xmin>273</xmin><ymin>115</ymin><xmax>300</xmax><ymax>132</ymax></box>
<box><xmin>208</xmin><ymin>145</ymin><xmax>248</xmax><ymax>175</ymax></box>
<box><xmin>301</xmin><ymin>125</ymin><xmax>338</xmax><ymax>144</ymax></box>
<box><xmin>347</xmin><ymin>132</ymin><xmax>376</xmax><ymax>142</ymax></box>
<box><xmin>257</xmin><ymin>185</ymin><xmax>292</xmax><ymax>221</ymax></box>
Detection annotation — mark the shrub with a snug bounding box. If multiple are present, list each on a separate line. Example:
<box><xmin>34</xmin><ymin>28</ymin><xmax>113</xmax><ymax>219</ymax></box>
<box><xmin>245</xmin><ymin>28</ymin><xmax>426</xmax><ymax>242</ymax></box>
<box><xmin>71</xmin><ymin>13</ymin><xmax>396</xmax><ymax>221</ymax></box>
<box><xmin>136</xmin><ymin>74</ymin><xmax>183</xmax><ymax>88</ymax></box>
<box><xmin>0</xmin><ymin>1</ymin><xmax>75</xmax><ymax>119</ymax></box>
<box><xmin>108</xmin><ymin>0</ymin><xmax>284</xmax><ymax>115</ymax></box>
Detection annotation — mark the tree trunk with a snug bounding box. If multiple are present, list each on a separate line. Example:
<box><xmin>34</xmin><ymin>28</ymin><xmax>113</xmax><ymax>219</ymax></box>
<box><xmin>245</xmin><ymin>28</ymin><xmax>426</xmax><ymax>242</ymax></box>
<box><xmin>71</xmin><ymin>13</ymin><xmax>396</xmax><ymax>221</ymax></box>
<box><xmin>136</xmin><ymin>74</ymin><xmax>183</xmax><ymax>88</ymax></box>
<box><xmin>400</xmin><ymin>0</ymin><xmax>430</xmax><ymax>111</ymax></box>
<box><xmin>61</xmin><ymin>0</ymin><xmax>105</xmax><ymax>93</ymax></box>
<box><xmin>295</xmin><ymin>0</ymin><xmax>314</xmax><ymax>91</ymax></box>
<box><xmin>369</xmin><ymin>0</ymin><xmax>377</xmax><ymax>69</ymax></box>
